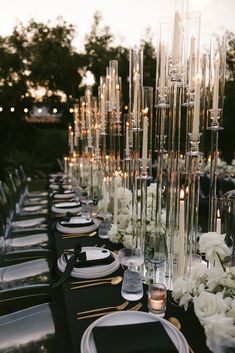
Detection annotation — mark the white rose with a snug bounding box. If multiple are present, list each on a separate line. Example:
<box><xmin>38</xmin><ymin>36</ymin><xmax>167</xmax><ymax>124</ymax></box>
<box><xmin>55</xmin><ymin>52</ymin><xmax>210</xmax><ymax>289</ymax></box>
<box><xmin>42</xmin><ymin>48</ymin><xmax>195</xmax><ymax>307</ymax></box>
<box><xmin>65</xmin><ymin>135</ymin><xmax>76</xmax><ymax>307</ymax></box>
<box><xmin>199</xmin><ymin>232</ymin><xmax>231</xmax><ymax>263</ymax></box>
<box><xmin>206</xmin><ymin>267</ymin><xmax>227</xmax><ymax>292</ymax></box>
<box><xmin>203</xmin><ymin>315</ymin><xmax>235</xmax><ymax>352</ymax></box>
<box><xmin>227</xmin><ymin>299</ymin><xmax>235</xmax><ymax>319</ymax></box>
<box><xmin>194</xmin><ymin>292</ymin><xmax>228</xmax><ymax>322</ymax></box>
<box><xmin>122</xmin><ymin>234</ymin><xmax>134</xmax><ymax>248</ymax></box>
<box><xmin>190</xmin><ymin>264</ymin><xmax>208</xmax><ymax>286</ymax></box>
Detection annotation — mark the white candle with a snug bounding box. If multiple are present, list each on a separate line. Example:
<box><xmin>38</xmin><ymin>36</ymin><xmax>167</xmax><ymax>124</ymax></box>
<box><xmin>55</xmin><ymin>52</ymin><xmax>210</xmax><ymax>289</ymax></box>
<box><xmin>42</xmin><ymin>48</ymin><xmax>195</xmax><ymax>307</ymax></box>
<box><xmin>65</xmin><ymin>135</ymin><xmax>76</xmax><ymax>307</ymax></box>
<box><xmin>213</xmin><ymin>52</ymin><xmax>220</xmax><ymax>111</ymax></box>
<box><xmin>95</xmin><ymin>124</ymin><xmax>100</xmax><ymax>153</ymax></box>
<box><xmin>101</xmin><ymin>91</ymin><xmax>105</xmax><ymax>131</ymax></box>
<box><xmin>116</xmin><ymin>84</ymin><xmax>120</xmax><ymax>115</ymax></box>
<box><xmin>160</xmin><ymin>42</ymin><xmax>166</xmax><ymax>96</ymax></box>
<box><xmin>126</xmin><ymin>122</ymin><xmax>130</xmax><ymax>157</ymax></box>
<box><xmin>113</xmin><ymin>173</ymin><xmax>118</xmax><ymax>224</ymax></box>
<box><xmin>81</xmin><ymin>103</ymin><xmax>85</xmax><ymax>129</ymax></box>
<box><xmin>102</xmin><ymin>177</ymin><xmax>107</xmax><ymax>199</ymax></box>
<box><xmin>172</xmin><ymin>11</ymin><xmax>181</xmax><ymax>66</ymax></box>
<box><xmin>178</xmin><ymin>189</ymin><xmax>185</xmax><ymax>277</ymax></box>
<box><xmin>189</xmin><ymin>36</ymin><xmax>196</xmax><ymax>88</ymax></box>
<box><xmin>216</xmin><ymin>209</ymin><xmax>221</xmax><ymax>234</ymax></box>
<box><xmin>87</xmin><ymin>110</ymin><xmax>92</xmax><ymax>143</ymax></box>
<box><xmin>133</xmin><ymin>72</ymin><xmax>140</xmax><ymax>126</ymax></box>
<box><xmin>64</xmin><ymin>157</ymin><xmax>68</xmax><ymax>174</ymax></box>
<box><xmin>142</xmin><ymin>109</ymin><xmax>148</xmax><ymax>169</ymax></box>
<box><xmin>192</xmin><ymin>75</ymin><xmax>201</xmax><ymax>142</ymax></box>
<box><xmin>70</xmin><ymin>132</ymin><xmax>74</xmax><ymax>153</ymax></box>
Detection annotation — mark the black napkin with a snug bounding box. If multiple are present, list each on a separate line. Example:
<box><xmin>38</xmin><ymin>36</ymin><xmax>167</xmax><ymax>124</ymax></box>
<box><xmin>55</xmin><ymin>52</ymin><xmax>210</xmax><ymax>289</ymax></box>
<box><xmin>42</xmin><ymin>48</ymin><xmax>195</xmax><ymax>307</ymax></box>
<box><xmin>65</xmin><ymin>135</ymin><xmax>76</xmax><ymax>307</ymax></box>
<box><xmin>54</xmin><ymin>202</ymin><xmax>81</xmax><ymax>209</ymax></box>
<box><xmin>52</xmin><ymin>243</ymin><xmax>86</xmax><ymax>288</ymax></box>
<box><xmin>59</xmin><ymin>215</ymin><xmax>94</xmax><ymax>228</ymax></box>
<box><xmin>63</xmin><ymin>248</ymin><xmax>115</xmax><ymax>268</ymax></box>
<box><xmin>93</xmin><ymin>320</ymin><xmax>178</xmax><ymax>353</ymax></box>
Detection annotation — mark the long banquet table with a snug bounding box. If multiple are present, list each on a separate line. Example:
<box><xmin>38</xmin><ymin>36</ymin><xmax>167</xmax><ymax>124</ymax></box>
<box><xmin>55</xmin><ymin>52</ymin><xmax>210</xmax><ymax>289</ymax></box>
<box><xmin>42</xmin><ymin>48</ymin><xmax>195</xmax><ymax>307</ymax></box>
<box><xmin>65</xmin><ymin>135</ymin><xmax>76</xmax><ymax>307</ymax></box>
<box><xmin>51</xmin><ymin>216</ymin><xmax>212</xmax><ymax>353</ymax></box>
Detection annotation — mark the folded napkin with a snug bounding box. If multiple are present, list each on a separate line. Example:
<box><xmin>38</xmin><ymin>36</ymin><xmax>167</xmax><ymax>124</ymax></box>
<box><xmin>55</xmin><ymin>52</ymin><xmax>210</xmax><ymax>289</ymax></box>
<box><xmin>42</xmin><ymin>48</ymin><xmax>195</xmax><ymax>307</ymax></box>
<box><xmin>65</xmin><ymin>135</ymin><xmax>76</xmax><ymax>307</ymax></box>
<box><xmin>63</xmin><ymin>248</ymin><xmax>114</xmax><ymax>268</ymax></box>
<box><xmin>93</xmin><ymin>321</ymin><xmax>178</xmax><ymax>353</ymax></box>
<box><xmin>59</xmin><ymin>215</ymin><xmax>94</xmax><ymax>228</ymax></box>
<box><xmin>53</xmin><ymin>245</ymin><xmax>115</xmax><ymax>288</ymax></box>
<box><xmin>54</xmin><ymin>201</ymin><xmax>81</xmax><ymax>209</ymax></box>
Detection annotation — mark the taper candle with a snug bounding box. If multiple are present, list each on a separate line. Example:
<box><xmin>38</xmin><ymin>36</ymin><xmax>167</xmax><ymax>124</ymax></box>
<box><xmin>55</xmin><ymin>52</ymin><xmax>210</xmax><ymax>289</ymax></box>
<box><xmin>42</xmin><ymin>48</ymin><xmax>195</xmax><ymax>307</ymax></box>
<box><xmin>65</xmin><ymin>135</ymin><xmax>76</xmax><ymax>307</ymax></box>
<box><xmin>192</xmin><ymin>75</ymin><xmax>201</xmax><ymax>141</ymax></box>
<box><xmin>213</xmin><ymin>52</ymin><xmax>220</xmax><ymax>111</ymax></box>
<box><xmin>178</xmin><ymin>189</ymin><xmax>185</xmax><ymax>277</ymax></box>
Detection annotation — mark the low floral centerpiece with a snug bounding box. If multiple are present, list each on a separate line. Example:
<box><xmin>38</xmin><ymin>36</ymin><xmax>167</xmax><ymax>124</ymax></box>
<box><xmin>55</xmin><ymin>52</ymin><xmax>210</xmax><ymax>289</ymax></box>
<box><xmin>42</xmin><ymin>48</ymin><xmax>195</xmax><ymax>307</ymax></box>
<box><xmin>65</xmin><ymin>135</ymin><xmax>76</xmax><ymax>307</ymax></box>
<box><xmin>173</xmin><ymin>232</ymin><xmax>235</xmax><ymax>352</ymax></box>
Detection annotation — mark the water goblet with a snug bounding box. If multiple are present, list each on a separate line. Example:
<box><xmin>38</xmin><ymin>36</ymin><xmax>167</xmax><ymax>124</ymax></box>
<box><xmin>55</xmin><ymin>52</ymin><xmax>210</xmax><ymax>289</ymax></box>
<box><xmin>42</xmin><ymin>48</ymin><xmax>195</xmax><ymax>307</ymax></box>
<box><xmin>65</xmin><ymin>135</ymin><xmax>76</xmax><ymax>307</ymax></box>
<box><xmin>118</xmin><ymin>248</ymin><xmax>144</xmax><ymax>301</ymax></box>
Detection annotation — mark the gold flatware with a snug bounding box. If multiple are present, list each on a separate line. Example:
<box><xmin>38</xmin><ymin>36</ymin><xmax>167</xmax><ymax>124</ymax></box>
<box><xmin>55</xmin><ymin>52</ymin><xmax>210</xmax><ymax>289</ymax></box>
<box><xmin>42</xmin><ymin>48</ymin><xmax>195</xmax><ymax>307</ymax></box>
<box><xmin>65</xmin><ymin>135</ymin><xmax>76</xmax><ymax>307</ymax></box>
<box><xmin>71</xmin><ymin>275</ymin><xmax>122</xmax><ymax>285</ymax></box>
<box><xmin>76</xmin><ymin>300</ymin><xmax>129</xmax><ymax>316</ymax></box>
<box><xmin>62</xmin><ymin>231</ymin><xmax>97</xmax><ymax>239</ymax></box>
<box><xmin>129</xmin><ymin>302</ymin><xmax>142</xmax><ymax>311</ymax></box>
<box><xmin>168</xmin><ymin>317</ymin><xmax>195</xmax><ymax>353</ymax></box>
<box><xmin>71</xmin><ymin>276</ymin><xmax>122</xmax><ymax>289</ymax></box>
<box><xmin>76</xmin><ymin>302</ymin><xmax>142</xmax><ymax>320</ymax></box>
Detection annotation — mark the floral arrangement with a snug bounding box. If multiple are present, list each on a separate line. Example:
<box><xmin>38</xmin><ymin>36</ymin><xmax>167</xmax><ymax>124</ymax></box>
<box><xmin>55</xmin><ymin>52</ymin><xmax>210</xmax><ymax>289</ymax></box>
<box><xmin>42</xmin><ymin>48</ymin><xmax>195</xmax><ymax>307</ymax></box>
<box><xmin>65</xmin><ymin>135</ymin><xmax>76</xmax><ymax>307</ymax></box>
<box><xmin>173</xmin><ymin>232</ymin><xmax>235</xmax><ymax>352</ymax></box>
<box><xmin>105</xmin><ymin>182</ymin><xmax>166</xmax><ymax>248</ymax></box>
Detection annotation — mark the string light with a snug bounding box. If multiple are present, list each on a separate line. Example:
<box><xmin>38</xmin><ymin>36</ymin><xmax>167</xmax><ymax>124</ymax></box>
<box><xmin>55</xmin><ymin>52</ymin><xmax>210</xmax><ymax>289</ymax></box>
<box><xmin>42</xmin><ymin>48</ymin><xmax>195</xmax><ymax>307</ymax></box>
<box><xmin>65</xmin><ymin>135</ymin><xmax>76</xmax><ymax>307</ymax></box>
<box><xmin>53</xmin><ymin>108</ymin><xmax>57</xmax><ymax>113</ymax></box>
<box><xmin>10</xmin><ymin>107</ymin><xmax>15</xmax><ymax>112</ymax></box>
<box><xmin>24</xmin><ymin>108</ymin><xmax>28</xmax><ymax>113</ymax></box>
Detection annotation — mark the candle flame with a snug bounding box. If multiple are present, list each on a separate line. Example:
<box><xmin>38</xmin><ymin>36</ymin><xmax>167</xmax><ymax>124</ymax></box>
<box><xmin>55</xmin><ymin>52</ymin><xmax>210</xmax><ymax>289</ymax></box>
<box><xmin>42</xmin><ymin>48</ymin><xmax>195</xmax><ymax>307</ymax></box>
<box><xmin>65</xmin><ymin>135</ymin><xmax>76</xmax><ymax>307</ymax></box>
<box><xmin>217</xmin><ymin>209</ymin><xmax>221</xmax><ymax>218</ymax></box>
<box><xmin>180</xmin><ymin>189</ymin><xmax>184</xmax><ymax>200</ymax></box>
<box><xmin>126</xmin><ymin>122</ymin><xmax>129</xmax><ymax>127</ymax></box>
<box><xmin>142</xmin><ymin>107</ymin><xmax>149</xmax><ymax>116</ymax></box>
<box><xmin>103</xmin><ymin>177</ymin><xmax>106</xmax><ymax>183</ymax></box>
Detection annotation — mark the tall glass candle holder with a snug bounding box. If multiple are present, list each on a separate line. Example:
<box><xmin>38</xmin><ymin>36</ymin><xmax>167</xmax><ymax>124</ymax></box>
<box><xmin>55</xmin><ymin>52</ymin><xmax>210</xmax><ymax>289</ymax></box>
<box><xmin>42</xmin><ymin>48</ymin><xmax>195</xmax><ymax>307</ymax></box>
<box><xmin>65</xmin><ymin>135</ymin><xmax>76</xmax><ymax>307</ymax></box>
<box><xmin>207</xmin><ymin>37</ymin><xmax>226</xmax><ymax>232</ymax></box>
<box><xmin>129</xmin><ymin>49</ymin><xmax>143</xmax><ymax>132</ymax></box>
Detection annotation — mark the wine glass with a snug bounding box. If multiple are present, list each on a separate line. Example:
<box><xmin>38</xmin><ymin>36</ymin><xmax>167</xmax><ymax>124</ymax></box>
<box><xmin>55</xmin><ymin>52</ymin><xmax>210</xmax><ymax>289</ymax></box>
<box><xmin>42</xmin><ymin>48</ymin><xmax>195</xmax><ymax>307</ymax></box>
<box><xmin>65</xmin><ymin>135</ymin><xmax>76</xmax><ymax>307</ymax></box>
<box><xmin>144</xmin><ymin>229</ymin><xmax>167</xmax><ymax>284</ymax></box>
<box><xmin>118</xmin><ymin>248</ymin><xmax>144</xmax><ymax>301</ymax></box>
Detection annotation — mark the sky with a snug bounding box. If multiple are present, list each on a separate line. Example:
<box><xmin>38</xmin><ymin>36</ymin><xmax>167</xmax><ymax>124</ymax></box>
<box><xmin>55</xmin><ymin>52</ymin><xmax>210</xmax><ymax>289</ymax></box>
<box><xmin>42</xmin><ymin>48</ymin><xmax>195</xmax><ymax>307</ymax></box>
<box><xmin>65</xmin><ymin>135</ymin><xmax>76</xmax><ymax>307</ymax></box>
<box><xmin>0</xmin><ymin>0</ymin><xmax>234</xmax><ymax>51</ymax></box>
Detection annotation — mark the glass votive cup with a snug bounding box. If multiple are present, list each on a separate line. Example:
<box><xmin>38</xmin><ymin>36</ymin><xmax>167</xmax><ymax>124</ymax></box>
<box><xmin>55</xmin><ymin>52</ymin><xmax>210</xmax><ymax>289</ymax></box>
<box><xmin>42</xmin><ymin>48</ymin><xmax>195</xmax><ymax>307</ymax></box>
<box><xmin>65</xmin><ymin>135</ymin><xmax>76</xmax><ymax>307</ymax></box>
<box><xmin>148</xmin><ymin>283</ymin><xmax>167</xmax><ymax>317</ymax></box>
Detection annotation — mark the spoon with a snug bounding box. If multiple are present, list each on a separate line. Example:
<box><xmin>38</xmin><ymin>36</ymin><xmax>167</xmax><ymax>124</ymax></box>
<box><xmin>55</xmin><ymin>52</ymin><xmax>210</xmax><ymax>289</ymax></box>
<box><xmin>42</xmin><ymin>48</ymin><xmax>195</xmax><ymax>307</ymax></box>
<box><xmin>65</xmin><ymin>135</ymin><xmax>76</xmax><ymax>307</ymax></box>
<box><xmin>168</xmin><ymin>317</ymin><xmax>195</xmax><ymax>353</ymax></box>
<box><xmin>71</xmin><ymin>275</ymin><xmax>121</xmax><ymax>285</ymax></box>
<box><xmin>71</xmin><ymin>275</ymin><xmax>122</xmax><ymax>289</ymax></box>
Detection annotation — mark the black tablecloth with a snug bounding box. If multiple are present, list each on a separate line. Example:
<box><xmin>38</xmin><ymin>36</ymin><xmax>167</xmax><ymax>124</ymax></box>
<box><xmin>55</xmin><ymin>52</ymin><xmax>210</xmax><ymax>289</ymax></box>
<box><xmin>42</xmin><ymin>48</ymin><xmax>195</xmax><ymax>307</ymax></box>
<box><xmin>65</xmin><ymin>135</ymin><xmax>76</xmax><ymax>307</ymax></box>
<box><xmin>51</xmin><ymin>221</ymin><xmax>212</xmax><ymax>353</ymax></box>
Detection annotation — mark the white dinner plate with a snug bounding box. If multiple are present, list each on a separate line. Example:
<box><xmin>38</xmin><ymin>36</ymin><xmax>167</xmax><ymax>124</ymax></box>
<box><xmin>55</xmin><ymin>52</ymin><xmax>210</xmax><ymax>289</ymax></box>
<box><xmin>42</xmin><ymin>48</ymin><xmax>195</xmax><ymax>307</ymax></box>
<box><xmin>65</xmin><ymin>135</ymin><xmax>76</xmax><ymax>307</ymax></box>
<box><xmin>56</xmin><ymin>217</ymin><xmax>99</xmax><ymax>234</ymax></box>
<box><xmin>12</xmin><ymin>217</ymin><xmax>45</xmax><ymax>229</ymax></box>
<box><xmin>81</xmin><ymin>311</ymin><xmax>189</xmax><ymax>353</ymax></box>
<box><xmin>53</xmin><ymin>190</ymin><xmax>76</xmax><ymax>199</ymax></box>
<box><xmin>57</xmin><ymin>246</ymin><xmax>120</xmax><ymax>279</ymax></box>
<box><xmin>23</xmin><ymin>205</ymin><xmax>43</xmax><ymax>212</ymax></box>
<box><xmin>51</xmin><ymin>201</ymin><xmax>82</xmax><ymax>214</ymax></box>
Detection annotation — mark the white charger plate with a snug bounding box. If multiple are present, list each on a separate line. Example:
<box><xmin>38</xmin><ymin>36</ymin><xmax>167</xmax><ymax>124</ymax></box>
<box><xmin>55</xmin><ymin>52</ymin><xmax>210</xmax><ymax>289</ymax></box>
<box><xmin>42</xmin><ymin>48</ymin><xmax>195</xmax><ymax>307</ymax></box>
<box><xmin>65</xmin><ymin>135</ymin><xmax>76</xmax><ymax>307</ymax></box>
<box><xmin>53</xmin><ymin>190</ymin><xmax>76</xmax><ymax>199</ymax></box>
<box><xmin>51</xmin><ymin>201</ymin><xmax>81</xmax><ymax>214</ymax></box>
<box><xmin>23</xmin><ymin>205</ymin><xmax>43</xmax><ymax>212</ymax></box>
<box><xmin>81</xmin><ymin>311</ymin><xmax>189</xmax><ymax>353</ymax></box>
<box><xmin>57</xmin><ymin>246</ymin><xmax>120</xmax><ymax>279</ymax></box>
<box><xmin>12</xmin><ymin>217</ymin><xmax>45</xmax><ymax>228</ymax></box>
<box><xmin>56</xmin><ymin>217</ymin><xmax>99</xmax><ymax>234</ymax></box>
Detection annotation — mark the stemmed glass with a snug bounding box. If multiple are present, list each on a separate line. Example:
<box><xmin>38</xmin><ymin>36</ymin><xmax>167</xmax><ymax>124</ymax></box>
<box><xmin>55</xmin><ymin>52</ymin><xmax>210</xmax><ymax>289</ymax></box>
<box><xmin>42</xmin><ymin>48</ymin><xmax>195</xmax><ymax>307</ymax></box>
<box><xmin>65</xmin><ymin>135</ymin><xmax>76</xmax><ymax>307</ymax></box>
<box><xmin>144</xmin><ymin>229</ymin><xmax>168</xmax><ymax>283</ymax></box>
<box><xmin>118</xmin><ymin>248</ymin><xmax>144</xmax><ymax>301</ymax></box>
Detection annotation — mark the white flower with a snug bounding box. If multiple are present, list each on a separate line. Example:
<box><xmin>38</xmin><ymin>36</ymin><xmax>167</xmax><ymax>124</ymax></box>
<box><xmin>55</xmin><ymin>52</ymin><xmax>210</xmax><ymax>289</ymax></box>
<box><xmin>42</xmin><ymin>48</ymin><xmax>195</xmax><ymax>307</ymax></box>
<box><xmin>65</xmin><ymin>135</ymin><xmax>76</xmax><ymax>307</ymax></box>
<box><xmin>190</xmin><ymin>264</ymin><xmax>208</xmax><ymax>286</ymax></box>
<box><xmin>206</xmin><ymin>267</ymin><xmax>227</xmax><ymax>292</ymax></box>
<box><xmin>203</xmin><ymin>315</ymin><xmax>235</xmax><ymax>352</ymax></box>
<box><xmin>117</xmin><ymin>214</ymin><xmax>130</xmax><ymax>229</ymax></box>
<box><xmin>108</xmin><ymin>224</ymin><xmax>121</xmax><ymax>243</ymax></box>
<box><xmin>122</xmin><ymin>234</ymin><xmax>134</xmax><ymax>248</ymax></box>
<box><xmin>199</xmin><ymin>232</ymin><xmax>231</xmax><ymax>263</ymax></box>
<box><xmin>227</xmin><ymin>299</ymin><xmax>235</xmax><ymax>319</ymax></box>
<box><xmin>173</xmin><ymin>278</ymin><xmax>192</xmax><ymax>310</ymax></box>
<box><xmin>194</xmin><ymin>292</ymin><xmax>229</xmax><ymax>322</ymax></box>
